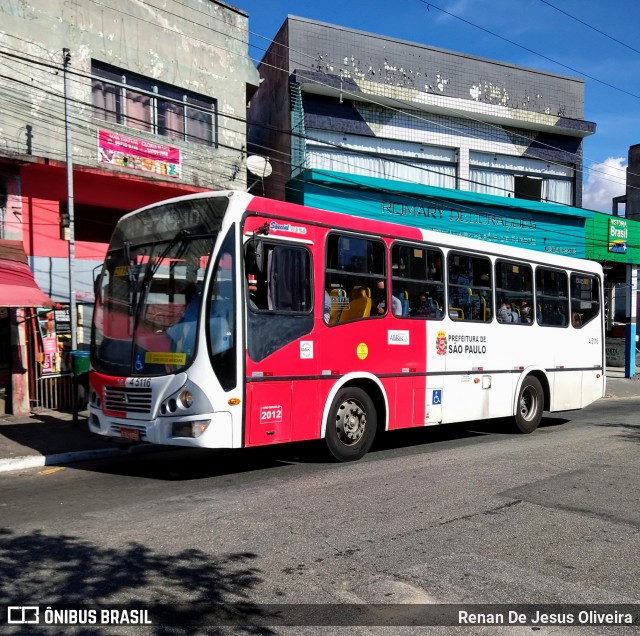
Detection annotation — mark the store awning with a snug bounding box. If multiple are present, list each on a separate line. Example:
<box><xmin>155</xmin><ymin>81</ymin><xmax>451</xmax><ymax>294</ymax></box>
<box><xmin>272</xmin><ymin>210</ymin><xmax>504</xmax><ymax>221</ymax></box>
<box><xmin>0</xmin><ymin>240</ymin><xmax>55</xmax><ymax>308</ymax></box>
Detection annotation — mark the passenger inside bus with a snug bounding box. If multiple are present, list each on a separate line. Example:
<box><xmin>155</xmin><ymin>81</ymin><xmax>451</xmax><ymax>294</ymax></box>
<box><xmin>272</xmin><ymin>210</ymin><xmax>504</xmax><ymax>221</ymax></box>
<box><xmin>167</xmin><ymin>281</ymin><xmax>202</xmax><ymax>356</ymax></box>
<box><xmin>497</xmin><ymin>299</ymin><xmax>513</xmax><ymax>323</ymax></box>
<box><xmin>323</xmin><ymin>290</ymin><xmax>331</xmax><ymax>322</ymax></box>
<box><xmin>410</xmin><ymin>292</ymin><xmax>437</xmax><ymax>318</ymax></box>
<box><xmin>247</xmin><ymin>272</ymin><xmax>260</xmax><ymax>309</ymax></box>
<box><xmin>373</xmin><ymin>280</ymin><xmax>402</xmax><ymax>316</ymax></box>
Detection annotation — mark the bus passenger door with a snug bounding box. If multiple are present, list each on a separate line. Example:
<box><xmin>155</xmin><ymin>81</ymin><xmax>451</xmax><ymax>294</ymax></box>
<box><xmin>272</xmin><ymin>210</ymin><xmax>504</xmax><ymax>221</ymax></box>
<box><xmin>242</xmin><ymin>234</ymin><xmax>315</xmax><ymax>447</ymax></box>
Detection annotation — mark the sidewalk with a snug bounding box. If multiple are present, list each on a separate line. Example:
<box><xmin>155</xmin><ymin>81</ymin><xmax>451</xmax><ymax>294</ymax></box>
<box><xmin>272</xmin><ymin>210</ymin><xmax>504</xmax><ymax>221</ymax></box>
<box><xmin>1</xmin><ymin>370</ymin><xmax>639</xmax><ymax>474</ymax></box>
<box><xmin>0</xmin><ymin>409</ymin><xmax>133</xmax><ymax>473</ymax></box>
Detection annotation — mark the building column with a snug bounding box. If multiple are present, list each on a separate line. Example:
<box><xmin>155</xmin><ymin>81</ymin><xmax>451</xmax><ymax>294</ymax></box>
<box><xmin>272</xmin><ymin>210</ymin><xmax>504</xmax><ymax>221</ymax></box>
<box><xmin>456</xmin><ymin>147</ymin><xmax>470</xmax><ymax>191</ymax></box>
<box><xmin>10</xmin><ymin>308</ymin><xmax>31</xmax><ymax>416</ymax></box>
<box><xmin>624</xmin><ymin>263</ymin><xmax>637</xmax><ymax>378</ymax></box>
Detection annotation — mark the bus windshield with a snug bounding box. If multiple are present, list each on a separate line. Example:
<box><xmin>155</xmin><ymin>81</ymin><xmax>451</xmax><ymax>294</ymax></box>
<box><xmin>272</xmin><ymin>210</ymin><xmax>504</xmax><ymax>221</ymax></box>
<box><xmin>92</xmin><ymin>196</ymin><xmax>229</xmax><ymax>376</ymax></box>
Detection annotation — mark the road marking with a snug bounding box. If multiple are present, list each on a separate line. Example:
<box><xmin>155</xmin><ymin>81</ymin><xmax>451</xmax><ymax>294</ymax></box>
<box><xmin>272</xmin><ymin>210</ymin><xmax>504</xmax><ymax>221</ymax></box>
<box><xmin>38</xmin><ymin>467</ymin><xmax>65</xmax><ymax>475</ymax></box>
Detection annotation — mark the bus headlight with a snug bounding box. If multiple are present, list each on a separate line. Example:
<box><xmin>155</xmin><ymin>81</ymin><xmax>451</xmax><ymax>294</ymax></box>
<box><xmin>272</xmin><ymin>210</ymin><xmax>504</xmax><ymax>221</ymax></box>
<box><xmin>172</xmin><ymin>420</ymin><xmax>210</xmax><ymax>438</ymax></box>
<box><xmin>178</xmin><ymin>390</ymin><xmax>194</xmax><ymax>408</ymax></box>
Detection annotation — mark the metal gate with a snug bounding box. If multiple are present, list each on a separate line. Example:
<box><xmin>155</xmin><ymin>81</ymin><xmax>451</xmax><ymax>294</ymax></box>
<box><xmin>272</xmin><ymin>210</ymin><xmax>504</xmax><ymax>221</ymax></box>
<box><xmin>26</xmin><ymin>308</ymin><xmax>72</xmax><ymax>411</ymax></box>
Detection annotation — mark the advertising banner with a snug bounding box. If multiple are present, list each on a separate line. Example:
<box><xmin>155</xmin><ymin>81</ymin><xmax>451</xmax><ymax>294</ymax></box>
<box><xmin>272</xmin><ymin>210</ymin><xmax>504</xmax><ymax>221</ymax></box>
<box><xmin>608</xmin><ymin>217</ymin><xmax>628</xmax><ymax>254</ymax></box>
<box><xmin>98</xmin><ymin>130</ymin><xmax>181</xmax><ymax>178</ymax></box>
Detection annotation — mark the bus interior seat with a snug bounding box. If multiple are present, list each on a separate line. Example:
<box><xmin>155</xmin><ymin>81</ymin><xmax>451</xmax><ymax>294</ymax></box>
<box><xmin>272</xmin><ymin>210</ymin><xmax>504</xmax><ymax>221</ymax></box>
<box><xmin>449</xmin><ymin>306</ymin><xmax>464</xmax><ymax>320</ymax></box>
<box><xmin>329</xmin><ymin>287</ymin><xmax>347</xmax><ymax>324</ymax></box>
<box><xmin>340</xmin><ymin>286</ymin><xmax>372</xmax><ymax>322</ymax></box>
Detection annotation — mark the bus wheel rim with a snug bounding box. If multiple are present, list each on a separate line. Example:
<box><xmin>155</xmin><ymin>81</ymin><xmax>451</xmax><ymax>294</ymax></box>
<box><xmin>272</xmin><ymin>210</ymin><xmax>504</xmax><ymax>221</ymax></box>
<box><xmin>335</xmin><ymin>398</ymin><xmax>366</xmax><ymax>446</ymax></box>
<box><xmin>520</xmin><ymin>387</ymin><xmax>538</xmax><ymax>421</ymax></box>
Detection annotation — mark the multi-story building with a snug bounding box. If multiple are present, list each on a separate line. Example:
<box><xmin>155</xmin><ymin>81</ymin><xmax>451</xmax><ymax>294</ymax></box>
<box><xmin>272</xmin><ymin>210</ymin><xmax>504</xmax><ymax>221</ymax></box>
<box><xmin>249</xmin><ymin>16</ymin><xmax>640</xmax><ymax>375</ymax></box>
<box><xmin>0</xmin><ymin>0</ymin><xmax>259</xmax><ymax>414</ymax></box>
<box><xmin>249</xmin><ymin>15</ymin><xmax>594</xmax><ymax>209</ymax></box>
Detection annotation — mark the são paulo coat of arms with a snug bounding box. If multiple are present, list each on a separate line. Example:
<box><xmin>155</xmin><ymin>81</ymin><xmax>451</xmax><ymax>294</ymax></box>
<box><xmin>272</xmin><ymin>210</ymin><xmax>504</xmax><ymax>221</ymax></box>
<box><xmin>436</xmin><ymin>331</ymin><xmax>447</xmax><ymax>355</ymax></box>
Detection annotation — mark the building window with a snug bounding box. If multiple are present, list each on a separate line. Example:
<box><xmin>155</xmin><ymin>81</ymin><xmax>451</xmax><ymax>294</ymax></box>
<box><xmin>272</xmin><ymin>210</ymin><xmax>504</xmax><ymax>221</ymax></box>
<box><xmin>91</xmin><ymin>61</ymin><xmax>216</xmax><ymax>146</ymax></box>
<box><xmin>469</xmin><ymin>152</ymin><xmax>574</xmax><ymax>205</ymax></box>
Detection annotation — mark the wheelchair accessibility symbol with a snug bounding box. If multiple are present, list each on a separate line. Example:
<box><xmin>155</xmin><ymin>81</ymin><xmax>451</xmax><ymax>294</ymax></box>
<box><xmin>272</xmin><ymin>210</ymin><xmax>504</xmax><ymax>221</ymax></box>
<box><xmin>135</xmin><ymin>353</ymin><xmax>145</xmax><ymax>372</ymax></box>
<box><xmin>432</xmin><ymin>389</ymin><xmax>442</xmax><ymax>405</ymax></box>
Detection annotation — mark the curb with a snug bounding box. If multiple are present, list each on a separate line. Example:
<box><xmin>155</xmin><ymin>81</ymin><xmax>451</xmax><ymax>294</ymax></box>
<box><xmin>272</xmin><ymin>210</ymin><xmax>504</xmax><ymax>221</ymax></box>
<box><xmin>0</xmin><ymin>447</ymin><xmax>129</xmax><ymax>473</ymax></box>
<box><xmin>0</xmin><ymin>443</ymin><xmax>165</xmax><ymax>474</ymax></box>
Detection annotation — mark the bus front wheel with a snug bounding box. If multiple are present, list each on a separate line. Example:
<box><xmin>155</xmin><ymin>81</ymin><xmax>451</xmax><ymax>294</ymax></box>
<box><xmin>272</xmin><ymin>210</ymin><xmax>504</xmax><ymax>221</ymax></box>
<box><xmin>514</xmin><ymin>376</ymin><xmax>544</xmax><ymax>434</ymax></box>
<box><xmin>325</xmin><ymin>387</ymin><xmax>377</xmax><ymax>461</ymax></box>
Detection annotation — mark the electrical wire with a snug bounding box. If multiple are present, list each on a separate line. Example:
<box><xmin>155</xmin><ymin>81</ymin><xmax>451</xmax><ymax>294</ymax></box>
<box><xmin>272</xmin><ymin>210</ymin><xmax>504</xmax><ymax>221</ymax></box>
<box><xmin>16</xmin><ymin>0</ymin><xmax>634</xmax><ymax>187</ymax></box>
<box><xmin>0</xmin><ymin>2</ymin><xmax>635</xmax><ymax>243</ymax></box>
<box><xmin>537</xmin><ymin>0</ymin><xmax>640</xmax><ymax>56</ymax></box>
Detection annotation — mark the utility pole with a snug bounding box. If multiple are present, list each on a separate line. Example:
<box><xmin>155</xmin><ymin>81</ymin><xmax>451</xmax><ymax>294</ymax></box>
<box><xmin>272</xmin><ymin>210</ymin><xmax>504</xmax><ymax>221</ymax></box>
<box><xmin>63</xmin><ymin>48</ymin><xmax>77</xmax><ymax>351</ymax></box>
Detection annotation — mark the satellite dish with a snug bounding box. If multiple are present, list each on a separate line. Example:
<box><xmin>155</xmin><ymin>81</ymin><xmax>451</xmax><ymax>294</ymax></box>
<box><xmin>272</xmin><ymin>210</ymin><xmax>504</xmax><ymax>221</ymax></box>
<box><xmin>246</xmin><ymin>155</ymin><xmax>272</xmax><ymax>179</ymax></box>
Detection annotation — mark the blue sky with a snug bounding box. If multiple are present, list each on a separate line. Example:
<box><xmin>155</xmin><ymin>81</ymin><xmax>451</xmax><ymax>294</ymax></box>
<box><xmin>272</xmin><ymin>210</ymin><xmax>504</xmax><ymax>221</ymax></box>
<box><xmin>236</xmin><ymin>0</ymin><xmax>639</xmax><ymax>212</ymax></box>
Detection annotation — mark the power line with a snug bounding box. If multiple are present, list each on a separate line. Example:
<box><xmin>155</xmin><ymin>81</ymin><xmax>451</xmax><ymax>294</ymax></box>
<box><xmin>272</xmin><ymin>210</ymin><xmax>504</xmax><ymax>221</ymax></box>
<box><xmin>0</xmin><ymin>6</ymin><xmax>629</xmax><ymax>196</ymax></box>
<box><xmin>537</xmin><ymin>0</ymin><xmax>640</xmax><ymax>56</ymax></box>
<box><xmin>0</xmin><ymin>57</ymin><xmax>590</xmax><ymax>206</ymax></box>
<box><xmin>68</xmin><ymin>0</ymin><xmax>633</xmax><ymax>185</ymax></box>
<box><xmin>0</xmin><ymin>3</ymin><xmax>632</xmax><ymax>220</ymax></box>
<box><xmin>416</xmin><ymin>0</ymin><xmax>640</xmax><ymax>101</ymax></box>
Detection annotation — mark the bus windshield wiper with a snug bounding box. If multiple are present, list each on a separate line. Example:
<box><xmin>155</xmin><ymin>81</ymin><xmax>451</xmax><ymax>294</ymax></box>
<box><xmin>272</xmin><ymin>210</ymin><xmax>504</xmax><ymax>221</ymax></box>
<box><xmin>124</xmin><ymin>240</ymin><xmax>138</xmax><ymax>316</ymax></box>
<box><xmin>131</xmin><ymin>229</ymin><xmax>191</xmax><ymax>323</ymax></box>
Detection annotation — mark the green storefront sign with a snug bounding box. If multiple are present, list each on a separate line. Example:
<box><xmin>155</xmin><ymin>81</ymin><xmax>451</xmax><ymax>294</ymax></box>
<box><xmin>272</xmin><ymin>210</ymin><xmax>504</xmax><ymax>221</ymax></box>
<box><xmin>608</xmin><ymin>217</ymin><xmax>628</xmax><ymax>254</ymax></box>
<box><xmin>586</xmin><ymin>214</ymin><xmax>640</xmax><ymax>262</ymax></box>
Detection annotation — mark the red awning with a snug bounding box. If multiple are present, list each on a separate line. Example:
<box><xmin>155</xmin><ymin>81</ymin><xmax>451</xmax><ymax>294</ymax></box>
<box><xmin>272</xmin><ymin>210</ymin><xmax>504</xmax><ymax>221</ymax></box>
<box><xmin>0</xmin><ymin>240</ymin><xmax>55</xmax><ymax>308</ymax></box>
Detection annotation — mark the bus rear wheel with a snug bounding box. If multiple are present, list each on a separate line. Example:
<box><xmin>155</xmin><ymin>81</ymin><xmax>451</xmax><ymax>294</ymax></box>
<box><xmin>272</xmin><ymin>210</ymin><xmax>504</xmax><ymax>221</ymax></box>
<box><xmin>325</xmin><ymin>387</ymin><xmax>377</xmax><ymax>462</ymax></box>
<box><xmin>514</xmin><ymin>376</ymin><xmax>543</xmax><ymax>434</ymax></box>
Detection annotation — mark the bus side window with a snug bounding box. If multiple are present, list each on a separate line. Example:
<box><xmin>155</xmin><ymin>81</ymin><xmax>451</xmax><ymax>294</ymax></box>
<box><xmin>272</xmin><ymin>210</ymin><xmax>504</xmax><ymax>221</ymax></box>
<box><xmin>245</xmin><ymin>242</ymin><xmax>311</xmax><ymax>313</ymax></box>
<box><xmin>209</xmin><ymin>227</ymin><xmax>236</xmax><ymax>391</ymax></box>
<box><xmin>447</xmin><ymin>252</ymin><xmax>492</xmax><ymax>322</ymax></box>
<box><xmin>391</xmin><ymin>243</ymin><xmax>444</xmax><ymax>320</ymax></box>
<box><xmin>495</xmin><ymin>260</ymin><xmax>534</xmax><ymax>325</ymax></box>
<box><xmin>536</xmin><ymin>267</ymin><xmax>569</xmax><ymax>328</ymax></box>
<box><xmin>325</xmin><ymin>233</ymin><xmax>386</xmax><ymax>325</ymax></box>
<box><xmin>245</xmin><ymin>239</ymin><xmax>314</xmax><ymax>362</ymax></box>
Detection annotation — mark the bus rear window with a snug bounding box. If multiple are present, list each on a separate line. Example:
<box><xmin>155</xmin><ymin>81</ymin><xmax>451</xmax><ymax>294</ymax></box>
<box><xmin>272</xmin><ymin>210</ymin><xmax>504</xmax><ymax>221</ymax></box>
<box><xmin>570</xmin><ymin>274</ymin><xmax>600</xmax><ymax>328</ymax></box>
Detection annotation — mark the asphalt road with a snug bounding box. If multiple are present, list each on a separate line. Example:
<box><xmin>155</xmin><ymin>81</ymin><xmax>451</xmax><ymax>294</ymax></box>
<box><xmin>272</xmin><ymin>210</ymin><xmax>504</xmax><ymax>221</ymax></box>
<box><xmin>1</xmin><ymin>396</ymin><xmax>639</xmax><ymax>635</ymax></box>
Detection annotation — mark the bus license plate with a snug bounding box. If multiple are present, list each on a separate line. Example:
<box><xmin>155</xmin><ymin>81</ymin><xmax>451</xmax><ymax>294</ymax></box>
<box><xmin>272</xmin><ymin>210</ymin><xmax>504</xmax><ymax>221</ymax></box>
<box><xmin>125</xmin><ymin>377</ymin><xmax>151</xmax><ymax>388</ymax></box>
<box><xmin>120</xmin><ymin>427</ymin><xmax>140</xmax><ymax>441</ymax></box>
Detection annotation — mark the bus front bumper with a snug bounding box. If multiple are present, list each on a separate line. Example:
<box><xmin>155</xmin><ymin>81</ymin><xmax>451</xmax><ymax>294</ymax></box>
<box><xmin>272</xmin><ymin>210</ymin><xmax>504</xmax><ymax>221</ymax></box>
<box><xmin>87</xmin><ymin>407</ymin><xmax>235</xmax><ymax>449</ymax></box>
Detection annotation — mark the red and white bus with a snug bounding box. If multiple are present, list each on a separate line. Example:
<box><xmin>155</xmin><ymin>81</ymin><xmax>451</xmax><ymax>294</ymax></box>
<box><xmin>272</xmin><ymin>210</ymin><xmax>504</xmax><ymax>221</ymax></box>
<box><xmin>88</xmin><ymin>190</ymin><xmax>605</xmax><ymax>461</ymax></box>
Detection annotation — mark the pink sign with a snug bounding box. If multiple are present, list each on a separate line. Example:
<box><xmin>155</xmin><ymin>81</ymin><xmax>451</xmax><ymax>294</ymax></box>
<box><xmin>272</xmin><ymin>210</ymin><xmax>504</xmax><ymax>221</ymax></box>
<box><xmin>98</xmin><ymin>130</ymin><xmax>181</xmax><ymax>178</ymax></box>
<box><xmin>42</xmin><ymin>336</ymin><xmax>58</xmax><ymax>355</ymax></box>
<box><xmin>42</xmin><ymin>336</ymin><xmax>58</xmax><ymax>375</ymax></box>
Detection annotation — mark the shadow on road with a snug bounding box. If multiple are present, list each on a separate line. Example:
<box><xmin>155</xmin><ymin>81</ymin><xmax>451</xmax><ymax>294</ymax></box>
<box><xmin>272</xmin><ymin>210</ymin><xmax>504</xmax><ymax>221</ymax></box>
<box><xmin>596</xmin><ymin>420</ymin><xmax>640</xmax><ymax>443</ymax></box>
<box><xmin>63</xmin><ymin>413</ymin><xmax>575</xmax><ymax>483</ymax></box>
<box><xmin>0</xmin><ymin>528</ymin><xmax>273</xmax><ymax>635</ymax></box>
